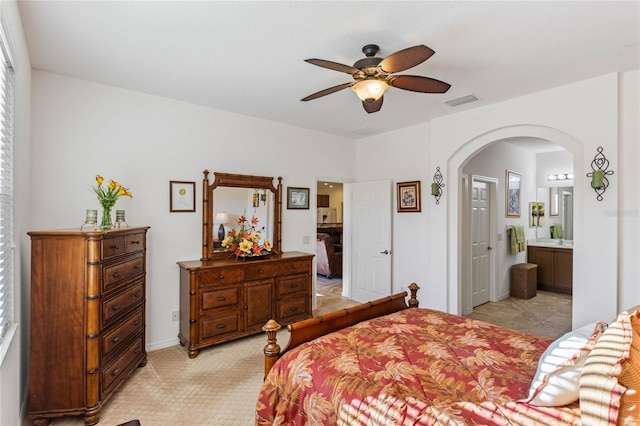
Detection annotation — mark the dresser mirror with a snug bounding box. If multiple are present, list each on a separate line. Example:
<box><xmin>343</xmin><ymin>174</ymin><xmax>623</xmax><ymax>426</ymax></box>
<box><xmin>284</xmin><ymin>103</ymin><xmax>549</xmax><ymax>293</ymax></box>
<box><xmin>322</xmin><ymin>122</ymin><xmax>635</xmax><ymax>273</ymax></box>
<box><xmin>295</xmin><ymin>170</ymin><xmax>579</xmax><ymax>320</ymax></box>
<box><xmin>201</xmin><ymin>171</ymin><xmax>282</xmax><ymax>260</ymax></box>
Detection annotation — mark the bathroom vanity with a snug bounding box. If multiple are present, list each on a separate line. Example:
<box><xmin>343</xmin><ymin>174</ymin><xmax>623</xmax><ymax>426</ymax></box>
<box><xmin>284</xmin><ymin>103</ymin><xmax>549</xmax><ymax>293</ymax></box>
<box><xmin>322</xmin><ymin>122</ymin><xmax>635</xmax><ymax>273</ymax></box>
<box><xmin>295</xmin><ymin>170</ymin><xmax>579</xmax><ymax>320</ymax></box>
<box><xmin>527</xmin><ymin>240</ymin><xmax>573</xmax><ymax>295</ymax></box>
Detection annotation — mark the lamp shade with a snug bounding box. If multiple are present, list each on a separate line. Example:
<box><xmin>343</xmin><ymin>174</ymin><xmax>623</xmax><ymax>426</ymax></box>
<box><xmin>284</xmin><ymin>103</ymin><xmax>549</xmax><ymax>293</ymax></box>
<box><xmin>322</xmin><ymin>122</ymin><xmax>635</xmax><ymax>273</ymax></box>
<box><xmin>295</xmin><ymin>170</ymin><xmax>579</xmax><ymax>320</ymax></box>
<box><xmin>214</xmin><ymin>212</ymin><xmax>229</xmax><ymax>224</ymax></box>
<box><xmin>352</xmin><ymin>79</ymin><xmax>389</xmax><ymax>103</ymax></box>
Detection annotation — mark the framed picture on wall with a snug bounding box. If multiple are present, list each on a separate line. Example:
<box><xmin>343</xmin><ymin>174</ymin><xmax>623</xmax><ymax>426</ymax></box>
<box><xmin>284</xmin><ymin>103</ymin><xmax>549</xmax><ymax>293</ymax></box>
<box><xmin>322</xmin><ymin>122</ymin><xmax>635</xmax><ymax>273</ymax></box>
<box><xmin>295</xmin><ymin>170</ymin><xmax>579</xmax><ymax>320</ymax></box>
<box><xmin>287</xmin><ymin>187</ymin><xmax>310</xmax><ymax>209</ymax></box>
<box><xmin>397</xmin><ymin>181</ymin><xmax>421</xmax><ymax>213</ymax></box>
<box><xmin>505</xmin><ymin>170</ymin><xmax>521</xmax><ymax>217</ymax></box>
<box><xmin>170</xmin><ymin>180</ymin><xmax>196</xmax><ymax>212</ymax></box>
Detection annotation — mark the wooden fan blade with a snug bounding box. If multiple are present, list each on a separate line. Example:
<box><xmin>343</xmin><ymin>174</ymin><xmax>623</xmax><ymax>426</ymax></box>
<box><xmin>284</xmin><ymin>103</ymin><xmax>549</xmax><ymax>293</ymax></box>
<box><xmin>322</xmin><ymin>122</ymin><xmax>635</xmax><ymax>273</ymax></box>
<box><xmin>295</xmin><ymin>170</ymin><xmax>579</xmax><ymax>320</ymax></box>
<box><xmin>305</xmin><ymin>59</ymin><xmax>360</xmax><ymax>75</ymax></box>
<box><xmin>362</xmin><ymin>96</ymin><xmax>383</xmax><ymax>114</ymax></box>
<box><xmin>378</xmin><ymin>45</ymin><xmax>435</xmax><ymax>73</ymax></box>
<box><xmin>301</xmin><ymin>82</ymin><xmax>354</xmax><ymax>101</ymax></box>
<box><xmin>388</xmin><ymin>75</ymin><xmax>451</xmax><ymax>93</ymax></box>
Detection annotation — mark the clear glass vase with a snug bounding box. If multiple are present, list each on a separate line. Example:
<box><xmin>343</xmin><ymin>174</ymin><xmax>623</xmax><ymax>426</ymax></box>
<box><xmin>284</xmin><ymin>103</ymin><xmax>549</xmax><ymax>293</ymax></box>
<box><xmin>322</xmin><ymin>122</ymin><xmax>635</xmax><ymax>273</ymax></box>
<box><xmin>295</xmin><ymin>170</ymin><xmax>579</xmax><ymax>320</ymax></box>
<box><xmin>101</xmin><ymin>206</ymin><xmax>113</xmax><ymax>230</ymax></box>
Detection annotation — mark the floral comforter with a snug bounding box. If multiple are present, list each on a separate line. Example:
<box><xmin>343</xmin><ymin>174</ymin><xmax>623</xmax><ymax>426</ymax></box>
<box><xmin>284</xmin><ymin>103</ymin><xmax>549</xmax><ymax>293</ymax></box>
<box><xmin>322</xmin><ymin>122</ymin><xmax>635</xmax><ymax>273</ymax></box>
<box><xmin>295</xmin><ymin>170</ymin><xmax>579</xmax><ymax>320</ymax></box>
<box><xmin>256</xmin><ymin>308</ymin><xmax>581</xmax><ymax>425</ymax></box>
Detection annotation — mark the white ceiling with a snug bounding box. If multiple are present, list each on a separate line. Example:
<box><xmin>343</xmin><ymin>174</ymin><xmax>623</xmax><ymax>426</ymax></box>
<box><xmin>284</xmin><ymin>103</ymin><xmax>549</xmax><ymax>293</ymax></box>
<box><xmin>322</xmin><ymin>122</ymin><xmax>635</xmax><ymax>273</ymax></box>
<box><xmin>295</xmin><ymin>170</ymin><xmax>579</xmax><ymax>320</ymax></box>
<box><xmin>17</xmin><ymin>1</ymin><xmax>640</xmax><ymax>140</ymax></box>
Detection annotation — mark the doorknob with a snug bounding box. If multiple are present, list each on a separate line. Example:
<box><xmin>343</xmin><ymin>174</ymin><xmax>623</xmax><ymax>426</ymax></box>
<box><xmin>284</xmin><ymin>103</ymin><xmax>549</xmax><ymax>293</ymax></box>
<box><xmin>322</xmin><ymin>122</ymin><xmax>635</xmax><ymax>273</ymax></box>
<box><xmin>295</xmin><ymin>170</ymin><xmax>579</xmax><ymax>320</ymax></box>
<box><xmin>380</xmin><ymin>250</ymin><xmax>390</xmax><ymax>255</ymax></box>
<box><xmin>487</xmin><ymin>246</ymin><xmax>493</xmax><ymax>250</ymax></box>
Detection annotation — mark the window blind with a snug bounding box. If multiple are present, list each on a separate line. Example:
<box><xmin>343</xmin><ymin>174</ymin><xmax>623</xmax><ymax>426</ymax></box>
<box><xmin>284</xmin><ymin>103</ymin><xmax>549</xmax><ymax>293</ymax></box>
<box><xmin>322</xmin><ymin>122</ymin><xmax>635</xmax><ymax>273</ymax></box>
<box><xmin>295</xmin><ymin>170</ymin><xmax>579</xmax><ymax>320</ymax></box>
<box><xmin>0</xmin><ymin>34</ymin><xmax>14</xmax><ymax>343</ymax></box>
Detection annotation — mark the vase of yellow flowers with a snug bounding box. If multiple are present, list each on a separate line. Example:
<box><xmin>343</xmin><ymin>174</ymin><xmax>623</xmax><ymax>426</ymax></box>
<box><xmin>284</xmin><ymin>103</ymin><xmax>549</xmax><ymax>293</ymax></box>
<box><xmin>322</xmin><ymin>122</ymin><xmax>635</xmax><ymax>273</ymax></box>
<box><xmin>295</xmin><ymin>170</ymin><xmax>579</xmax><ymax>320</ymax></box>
<box><xmin>221</xmin><ymin>215</ymin><xmax>272</xmax><ymax>259</ymax></box>
<box><xmin>92</xmin><ymin>174</ymin><xmax>133</xmax><ymax>230</ymax></box>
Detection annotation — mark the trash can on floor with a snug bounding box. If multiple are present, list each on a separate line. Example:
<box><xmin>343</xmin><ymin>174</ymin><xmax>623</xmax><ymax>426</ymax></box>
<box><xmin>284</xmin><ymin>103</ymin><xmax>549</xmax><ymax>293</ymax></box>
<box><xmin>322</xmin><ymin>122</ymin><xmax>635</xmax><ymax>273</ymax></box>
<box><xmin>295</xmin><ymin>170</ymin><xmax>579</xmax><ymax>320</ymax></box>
<box><xmin>511</xmin><ymin>263</ymin><xmax>537</xmax><ymax>299</ymax></box>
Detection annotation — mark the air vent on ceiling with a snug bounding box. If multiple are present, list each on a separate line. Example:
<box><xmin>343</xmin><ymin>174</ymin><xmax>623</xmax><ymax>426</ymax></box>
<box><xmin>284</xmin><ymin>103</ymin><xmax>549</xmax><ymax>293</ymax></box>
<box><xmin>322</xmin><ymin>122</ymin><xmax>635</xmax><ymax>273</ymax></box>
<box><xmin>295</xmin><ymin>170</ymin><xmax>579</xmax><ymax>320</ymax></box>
<box><xmin>350</xmin><ymin>127</ymin><xmax>379</xmax><ymax>136</ymax></box>
<box><xmin>445</xmin><ymin>94</ymin><xmax>478</xmax><ymax>107</ymax></box>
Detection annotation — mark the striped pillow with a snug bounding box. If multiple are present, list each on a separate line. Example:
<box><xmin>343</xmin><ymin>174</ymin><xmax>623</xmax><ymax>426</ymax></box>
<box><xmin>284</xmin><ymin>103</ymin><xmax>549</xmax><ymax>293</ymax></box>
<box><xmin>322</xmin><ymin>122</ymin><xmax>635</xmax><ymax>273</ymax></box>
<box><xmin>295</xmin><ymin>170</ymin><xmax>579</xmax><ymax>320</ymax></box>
<box><xmin>579</xmin><ymin>307</ymin><xmax>639</xmax><ymax>425</ymax></box>
<box><xmin>617</xmin><ymin>311</ymin><xmax>640</xmax><ymax>425</ymax></box>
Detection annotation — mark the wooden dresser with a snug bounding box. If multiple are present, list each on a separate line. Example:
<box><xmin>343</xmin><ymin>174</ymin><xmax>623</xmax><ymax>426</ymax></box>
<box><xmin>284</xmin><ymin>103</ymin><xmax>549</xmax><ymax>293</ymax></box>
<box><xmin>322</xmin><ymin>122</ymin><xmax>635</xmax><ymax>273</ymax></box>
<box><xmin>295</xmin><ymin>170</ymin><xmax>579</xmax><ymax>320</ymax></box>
<box><xmin>177</xmin><ymin>251</ymin><xmax>313</xmax><ymax>358</ymax></box>
<box><xmin>27</xmin><ymin>227</ymin><xmax>149</xmax><ymax>426</ymax></box>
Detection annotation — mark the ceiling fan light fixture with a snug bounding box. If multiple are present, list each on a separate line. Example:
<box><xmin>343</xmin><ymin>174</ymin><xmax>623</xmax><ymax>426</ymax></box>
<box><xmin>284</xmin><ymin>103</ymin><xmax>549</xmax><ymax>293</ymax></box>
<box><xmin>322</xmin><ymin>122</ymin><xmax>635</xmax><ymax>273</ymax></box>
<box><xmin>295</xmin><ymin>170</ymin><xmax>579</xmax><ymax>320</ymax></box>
<box><xmin>352</xmin><ymin>79</ymin><xmax>389</xmax><ymax>103</ymax></box>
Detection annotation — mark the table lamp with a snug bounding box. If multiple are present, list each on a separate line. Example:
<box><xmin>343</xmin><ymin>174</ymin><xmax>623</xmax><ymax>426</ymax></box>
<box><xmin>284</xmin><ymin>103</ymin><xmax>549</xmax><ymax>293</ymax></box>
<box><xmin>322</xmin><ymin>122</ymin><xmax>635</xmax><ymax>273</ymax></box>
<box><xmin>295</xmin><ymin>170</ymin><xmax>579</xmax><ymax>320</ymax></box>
<box><xmin>215</xmin><ymin>212</ymin><xmax>229</xmax><ymax>242</ymax></box>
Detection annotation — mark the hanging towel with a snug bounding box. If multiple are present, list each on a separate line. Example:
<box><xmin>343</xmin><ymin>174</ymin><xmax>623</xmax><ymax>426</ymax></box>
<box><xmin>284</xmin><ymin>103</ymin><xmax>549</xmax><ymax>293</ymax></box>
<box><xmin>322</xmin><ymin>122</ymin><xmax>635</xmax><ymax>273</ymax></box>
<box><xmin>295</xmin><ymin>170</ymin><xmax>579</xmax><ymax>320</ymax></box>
<box><xmin>509</xmin><ymin>225</ymin><xmax>526</xmax><ymax>255</ymax></box>
<box><xmin>551</xmin><ymin>224</ymin><xmax>564</xmax><ymax>239</ymax></box>
<box><xmin>515</xmin><ymin>225</ymin><xmax>526</xmax><ymax>252</ymax></box>
<box><xmin>509</xmin><ymin>227</ymin><xmax>518</xmax><ymax>255</ymax></box>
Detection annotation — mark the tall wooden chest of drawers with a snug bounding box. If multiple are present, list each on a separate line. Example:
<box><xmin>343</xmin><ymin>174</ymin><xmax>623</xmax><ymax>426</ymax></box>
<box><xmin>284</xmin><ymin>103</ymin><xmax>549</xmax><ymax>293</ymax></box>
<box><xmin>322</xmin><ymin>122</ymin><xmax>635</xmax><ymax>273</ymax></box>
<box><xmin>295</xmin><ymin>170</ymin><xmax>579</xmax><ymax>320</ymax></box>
<box><xmin>177</xmin><ymin>251</ymin><xmax>313</xmax><ymax>358</ymax></box>
<box><xmin>27</xmin><ymin>227</ymin><xmax>149</xmax><ymax>426</ymax></box>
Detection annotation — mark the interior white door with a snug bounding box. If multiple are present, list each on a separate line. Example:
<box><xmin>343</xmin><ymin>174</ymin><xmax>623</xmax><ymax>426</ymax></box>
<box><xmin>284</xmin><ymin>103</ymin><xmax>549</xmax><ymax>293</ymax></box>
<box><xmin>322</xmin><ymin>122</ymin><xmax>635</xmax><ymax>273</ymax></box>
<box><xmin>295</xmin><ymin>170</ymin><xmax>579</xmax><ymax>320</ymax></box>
<box><xmin>350</xmin><ymin>180</ymin><xmax>392</xmax><ymax>303</ymax></box>
<box><xmin>471</xmin><ymin>179</ymin><xmax>491</xmax><ymax>307</ymax></box>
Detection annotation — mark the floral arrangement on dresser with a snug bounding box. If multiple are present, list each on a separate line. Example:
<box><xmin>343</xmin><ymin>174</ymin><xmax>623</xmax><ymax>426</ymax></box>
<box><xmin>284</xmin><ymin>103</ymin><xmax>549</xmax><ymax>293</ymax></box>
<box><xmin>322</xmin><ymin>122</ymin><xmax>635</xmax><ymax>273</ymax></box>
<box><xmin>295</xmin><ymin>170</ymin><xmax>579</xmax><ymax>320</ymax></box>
<box><xmin>221</xmin><ymin>215</ymin><xmax>272</xmax><ymax>258</ymax></box>
<box><xmin>92</xmin><ymin>174</ymin><xmax>133</xmax><ymax>229</ymax></box>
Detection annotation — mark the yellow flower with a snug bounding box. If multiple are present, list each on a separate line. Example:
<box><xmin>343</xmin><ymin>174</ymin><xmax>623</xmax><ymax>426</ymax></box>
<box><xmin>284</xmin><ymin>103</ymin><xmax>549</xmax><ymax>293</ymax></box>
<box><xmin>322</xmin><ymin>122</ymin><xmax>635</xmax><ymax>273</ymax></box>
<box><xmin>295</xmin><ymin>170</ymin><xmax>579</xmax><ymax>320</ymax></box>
<box><xmin>263</xmin><ymin>239</ymin><xmax>272</xmax><ymax>251</ymax></box>
<box><xmin>239</xmin><ymin>240</ymin><xmax>253</xmax><ymax>253</ymax></box>
<box><xmin>221</xmin><ymin>237</ymin><xmax>233</xmax><ymax>248</ymax></box>
<box><xmin>250</xmin><ymin>231</ymin><xmax>261</xmax><ymax>242</ymax></box>
<box><xmin>91</xmin><ymin>174</ymin><xmax>133</xmax><ymax>208</ymax></box>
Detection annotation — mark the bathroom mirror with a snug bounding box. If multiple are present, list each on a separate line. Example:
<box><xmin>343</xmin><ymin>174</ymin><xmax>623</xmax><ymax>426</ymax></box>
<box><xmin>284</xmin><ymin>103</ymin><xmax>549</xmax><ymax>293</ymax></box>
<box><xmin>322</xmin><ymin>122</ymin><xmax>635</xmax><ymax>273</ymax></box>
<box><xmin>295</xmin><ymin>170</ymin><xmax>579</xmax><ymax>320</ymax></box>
<box><xmin>536</xmin><ymin>186</ymin><xmax>573</xmax><ymax>240</ymax></box>
<box><xmin>201</xmin><ymin>171</ymin><xmax>282</xmax><ymax>260</ymax></box>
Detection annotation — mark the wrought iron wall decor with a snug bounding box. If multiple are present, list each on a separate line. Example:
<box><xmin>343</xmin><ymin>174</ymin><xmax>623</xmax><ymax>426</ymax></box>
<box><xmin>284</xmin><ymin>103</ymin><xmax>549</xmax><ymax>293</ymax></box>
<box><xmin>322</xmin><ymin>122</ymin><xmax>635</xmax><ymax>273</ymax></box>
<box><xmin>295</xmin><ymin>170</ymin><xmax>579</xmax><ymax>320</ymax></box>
<box><xmin>431</xmin><ymin>166</ymin><xmax>445</xmax><ymax>205</ymax></box>
<box><xmin>586</xmin><ymin>146</ymin><xmax>614</xmax><ymax>201</ymax></box>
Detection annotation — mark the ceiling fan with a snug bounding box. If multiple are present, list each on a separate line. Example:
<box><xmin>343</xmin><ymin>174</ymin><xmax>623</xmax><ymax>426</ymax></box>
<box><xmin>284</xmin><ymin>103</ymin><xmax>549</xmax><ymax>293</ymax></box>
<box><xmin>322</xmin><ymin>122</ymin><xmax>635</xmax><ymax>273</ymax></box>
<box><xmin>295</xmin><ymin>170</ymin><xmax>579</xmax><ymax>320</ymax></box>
<box><xmin>301</xmin><ymin>44</ymin><xmax>451</xmax><ymax>114</ymax></box>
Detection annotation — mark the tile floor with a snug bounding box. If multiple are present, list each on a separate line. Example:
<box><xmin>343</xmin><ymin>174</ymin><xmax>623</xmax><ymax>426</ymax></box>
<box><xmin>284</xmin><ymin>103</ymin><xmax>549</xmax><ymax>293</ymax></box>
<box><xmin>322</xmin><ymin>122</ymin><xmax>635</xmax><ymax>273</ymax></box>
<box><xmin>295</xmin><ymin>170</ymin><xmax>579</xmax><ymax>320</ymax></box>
<box><xmin>465</xmin><ymin>290</ymin><xmax>572</xmax><ymax>339</ymax></box>
<box><xmin>316</xmin><ymin>276</ymin><xmax>572</xmax><ymax>340</ymax></box>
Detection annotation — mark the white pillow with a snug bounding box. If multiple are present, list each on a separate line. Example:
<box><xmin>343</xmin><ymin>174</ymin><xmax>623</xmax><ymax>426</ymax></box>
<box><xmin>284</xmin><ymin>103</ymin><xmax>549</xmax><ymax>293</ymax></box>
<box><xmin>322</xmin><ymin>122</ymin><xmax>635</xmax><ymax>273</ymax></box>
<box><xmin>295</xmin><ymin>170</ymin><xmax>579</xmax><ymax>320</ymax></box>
<box><xmin>523</xmin><ymin>322</ymin><xmax>605</xmax><ymax>407</ymax></box>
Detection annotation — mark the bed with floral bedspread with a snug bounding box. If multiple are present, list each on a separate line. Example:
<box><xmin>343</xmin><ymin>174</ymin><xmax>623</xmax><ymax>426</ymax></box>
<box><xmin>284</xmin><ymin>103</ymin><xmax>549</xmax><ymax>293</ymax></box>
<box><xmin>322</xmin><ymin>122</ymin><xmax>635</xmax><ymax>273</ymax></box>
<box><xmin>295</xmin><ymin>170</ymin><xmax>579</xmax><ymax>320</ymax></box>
<box><xmin>255</xmin><ymin>308</ymin><xmax>581</xmax><ymax>425</ymax></box>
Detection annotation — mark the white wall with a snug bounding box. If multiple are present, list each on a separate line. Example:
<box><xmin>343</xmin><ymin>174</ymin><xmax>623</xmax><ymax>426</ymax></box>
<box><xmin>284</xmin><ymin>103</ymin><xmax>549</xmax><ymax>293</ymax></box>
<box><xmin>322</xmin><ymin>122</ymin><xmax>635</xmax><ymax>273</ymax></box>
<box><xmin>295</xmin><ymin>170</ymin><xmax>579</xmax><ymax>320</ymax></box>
<box><xmin>30</xmin><ymin>70</ymin><xmax>356</xmax><ymax>350</ymax></box>
<box><xmin>0</xmin><ymin>1</ymin><xmax>31</xmax><ymax>425</ymax></box>
<box><xmin>355</xmin><ymin>123</ymin><xmax>432</xmax><ymax>297</ymax></box>
<box><xmin>357</xmin><ymin>72</ymin><xmax>639</xmax><ymax>330</ymax></box>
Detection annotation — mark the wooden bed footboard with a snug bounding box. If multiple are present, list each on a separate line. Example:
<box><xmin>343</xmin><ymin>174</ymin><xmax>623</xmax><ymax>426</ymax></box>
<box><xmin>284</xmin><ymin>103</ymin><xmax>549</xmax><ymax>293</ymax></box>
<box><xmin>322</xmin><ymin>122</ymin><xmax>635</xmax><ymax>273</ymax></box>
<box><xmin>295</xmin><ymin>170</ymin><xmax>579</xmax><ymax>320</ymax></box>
<box><xmin>263</xmin><ymin>282</ymin><xmax>420</xmax><ymax>378</ymax></box>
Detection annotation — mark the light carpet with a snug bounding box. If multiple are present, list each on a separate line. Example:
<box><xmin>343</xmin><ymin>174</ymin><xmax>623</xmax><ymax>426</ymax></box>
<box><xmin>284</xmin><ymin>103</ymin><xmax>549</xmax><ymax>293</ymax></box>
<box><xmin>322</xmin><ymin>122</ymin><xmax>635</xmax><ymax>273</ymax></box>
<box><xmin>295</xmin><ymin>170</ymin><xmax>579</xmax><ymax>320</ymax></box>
<box><xmin>39</xmin><ymin>277</ymin><xmax>355</xmax><ymax>426</ymax></box>
<box><xmin>33</xmin><ymin>281</ymin><xmax>570</xmax><ymax>425</ymax></box>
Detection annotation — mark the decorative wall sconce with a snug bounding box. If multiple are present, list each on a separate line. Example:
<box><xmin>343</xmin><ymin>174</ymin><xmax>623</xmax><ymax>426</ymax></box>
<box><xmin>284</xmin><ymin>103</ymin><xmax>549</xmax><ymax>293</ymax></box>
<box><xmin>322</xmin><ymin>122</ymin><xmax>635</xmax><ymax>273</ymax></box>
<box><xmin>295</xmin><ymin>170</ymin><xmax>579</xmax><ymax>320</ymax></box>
<box><xmin>586</xmin><ymin>146</ymin><xmax>614</xmax><ymax>201</ymax></box>
<box><xmin>260</xmin><ymin>189</ymin><xmax>267</xmax><ymax>205</ymax></box>
<box><xmin>431</xmin><ymin>166</ymin><xmax>445</xmax><ymax>205</ymax></box>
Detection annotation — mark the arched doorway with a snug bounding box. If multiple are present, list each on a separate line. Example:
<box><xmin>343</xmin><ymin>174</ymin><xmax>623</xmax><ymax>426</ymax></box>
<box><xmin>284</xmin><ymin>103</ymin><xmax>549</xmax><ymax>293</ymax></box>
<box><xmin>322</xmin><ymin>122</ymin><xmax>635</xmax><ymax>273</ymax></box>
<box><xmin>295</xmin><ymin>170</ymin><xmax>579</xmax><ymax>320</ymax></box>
<box><xmin>458</xmin><ymin>137</ymin><xmax>573</xmax><ymax>317</ymax></box>
<box><xmin>443</xmin><ymin>124</ymin><xmax>614</xmax><ymax>328</ymax></box>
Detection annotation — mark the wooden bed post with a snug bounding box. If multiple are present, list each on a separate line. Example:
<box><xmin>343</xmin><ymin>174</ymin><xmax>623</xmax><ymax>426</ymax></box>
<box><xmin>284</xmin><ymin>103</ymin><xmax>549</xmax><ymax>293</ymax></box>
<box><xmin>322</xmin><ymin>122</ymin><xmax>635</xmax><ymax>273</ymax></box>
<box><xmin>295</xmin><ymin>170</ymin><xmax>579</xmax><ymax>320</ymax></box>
<box><xmin>408</xmin><ymin>282</ymin><xmax>420</xmax><ymax>308</ymax></box>
<box><xmin>262</xmin><ymin>319</ymin><xmax>281</xmax><ymax>380</ymax></box>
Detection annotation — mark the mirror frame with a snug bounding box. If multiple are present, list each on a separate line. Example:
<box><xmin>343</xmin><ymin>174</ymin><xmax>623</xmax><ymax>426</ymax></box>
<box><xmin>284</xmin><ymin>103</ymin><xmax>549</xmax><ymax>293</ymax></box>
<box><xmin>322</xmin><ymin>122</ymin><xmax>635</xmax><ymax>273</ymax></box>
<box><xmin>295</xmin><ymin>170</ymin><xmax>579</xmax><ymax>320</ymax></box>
<box><xmin>201</xmin><ymin>170</ymin><xmax>282</xmax><ymax>261</ymax></box>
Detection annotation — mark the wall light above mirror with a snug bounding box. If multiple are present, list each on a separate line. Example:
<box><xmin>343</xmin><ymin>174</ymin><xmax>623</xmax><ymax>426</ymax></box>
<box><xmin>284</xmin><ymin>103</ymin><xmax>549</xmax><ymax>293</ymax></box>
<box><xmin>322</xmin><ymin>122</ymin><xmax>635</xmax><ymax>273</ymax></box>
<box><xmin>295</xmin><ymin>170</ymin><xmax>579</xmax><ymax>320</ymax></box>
<box><xmin>547</xmin><ymin>173</ymin><xmax>574</xmax><ymax>181</ymax></box>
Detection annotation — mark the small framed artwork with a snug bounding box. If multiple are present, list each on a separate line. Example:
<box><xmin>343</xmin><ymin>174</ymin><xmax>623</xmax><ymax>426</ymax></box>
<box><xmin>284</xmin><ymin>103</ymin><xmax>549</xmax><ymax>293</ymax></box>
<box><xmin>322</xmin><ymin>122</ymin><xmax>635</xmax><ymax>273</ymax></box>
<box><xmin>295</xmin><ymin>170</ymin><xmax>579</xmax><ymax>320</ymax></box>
<box><xmin>170</xmin><ymin>180</ymin><xmax>196</xmax><ymax>212</ymax></box>
<box><xmin>287</xmin><ymin>187</ymin><xmax>310</xmax><ymax>209</ymax></box>
<box><xmin>397</xmin><ymin>181</ymin><xmax>421</xmax><ymax>213</ymax></box>
<box><xmin>505</xmin><ymin>170</ymin><xmax>521</xmax><ymax>217</ymax></box>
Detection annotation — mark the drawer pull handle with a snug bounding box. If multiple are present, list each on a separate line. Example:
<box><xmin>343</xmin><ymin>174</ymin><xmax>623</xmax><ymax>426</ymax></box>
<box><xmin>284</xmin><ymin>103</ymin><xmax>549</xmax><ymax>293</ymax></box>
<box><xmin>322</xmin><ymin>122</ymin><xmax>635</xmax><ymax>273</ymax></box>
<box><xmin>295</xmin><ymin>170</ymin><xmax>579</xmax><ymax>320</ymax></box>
<box><xmin>216</xmin><ymin>324</ymin><xmax>226</xmax><ymax>329</ymax></box>
<box><xmin>134</xmin><ymin>265</ymin><xmax>141</xmax><ymax>270</ymax></box>
<box><xmin>291</xmin><ymin>283</ymin><xmax>298</xmax><ymax>288</ymax></box>
<box><xmin>132</xmin><ymin>240</ymin><xmax>140</xmax><ymax>245</ymax></box>
<box><xmin>113</xmin><ymin>272</ymin><xmax>121</xmax><ymax>278</ymax></box>
<box><xmin>134</xmin><ymin>292</ymin><xmax>141</xmax><ymax>299</ymax></box>
<box><xmin>292</xmin><ymin>265</ymin><xmax>297</xmax><ymax>269</ymax></box>
<box><xmin>259</xmin><ymin>269</ymin><xmax>263</xmax><ymax>274</ymax></box>
<box><xmin>134</xmin><ymin>320</ymin><xmax>141</xmax><ymax>326</ymax></box>
<box><xmin>112</xmin><ymin>369</ymin><xmax>120</xmax><ymax>376</ymax></box>
<box><xmin>290</xmin><ymin>307</ymin><xmax>298</xmax><ymax>312</ymax></box>
<box><xmin>112</xmin><ymin>245</ymin><xmax>120</xmax><ymax>250</ymax></box>
<box><xmin>112</xmin><ymin>336</ymin><xmax>121</xmax><ymax>344</ymax></box>
<box><xmin>217</xmin><ymin>296</ymin><xmax>226</xmax><ymax>302</ymax></box>
<box><xmin>112</xmin><ymin>304</ymin><xmax>122</xmax><ymax>311</ymax></box>
<box><xmin>219</xmin><ymin>275</ymin><xmax>224</xmax><ymax>279</ymax></box>
<box><xmin>134</xmin><ymin>348</ymin><xmax>141</xmax><ymax>354</ymax></box>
